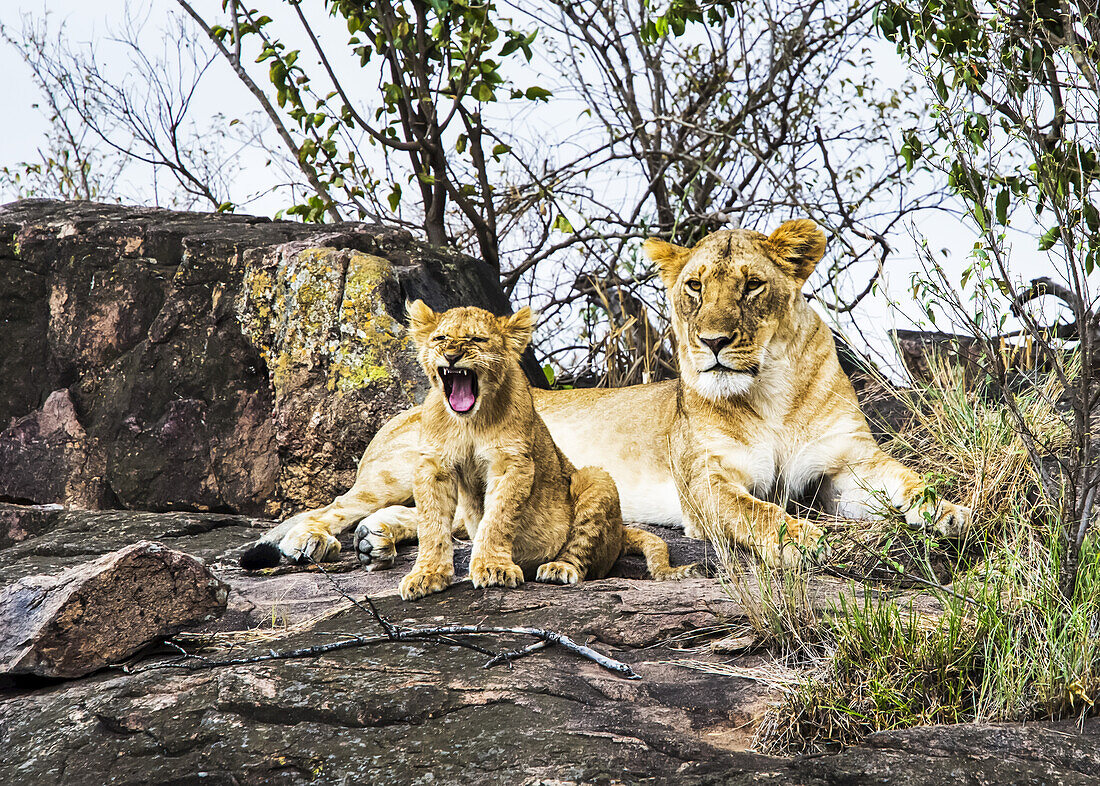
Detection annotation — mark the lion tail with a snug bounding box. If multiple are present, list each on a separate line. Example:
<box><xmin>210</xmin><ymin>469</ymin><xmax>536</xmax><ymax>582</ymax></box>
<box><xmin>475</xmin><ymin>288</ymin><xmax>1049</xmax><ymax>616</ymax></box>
<box><xmin>621</xmin><ymin>526</ymin><xmax>698</xmax><ymax>581</ymax></box>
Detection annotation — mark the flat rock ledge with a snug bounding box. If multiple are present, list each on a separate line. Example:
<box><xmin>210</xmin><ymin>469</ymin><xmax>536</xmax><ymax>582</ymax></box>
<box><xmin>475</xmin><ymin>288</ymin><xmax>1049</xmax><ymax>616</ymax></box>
<box><xmin>1</xmin><ymin>504</ymin><xmax>1097</xmax><ymax>785</ymax></box>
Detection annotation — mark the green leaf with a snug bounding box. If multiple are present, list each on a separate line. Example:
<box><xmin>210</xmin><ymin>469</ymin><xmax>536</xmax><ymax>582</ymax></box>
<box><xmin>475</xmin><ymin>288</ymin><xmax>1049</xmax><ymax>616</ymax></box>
<box><xmin>388</xmin><ymin>184</ymin><xmax>402</xmax><ymax>212</ymax></box>
<box><xmin>542</xmin><ymin>364</ymin><xmax>555</xmax><ymax>386</ymax></box>
<box><xmin>552</xmin><ymin>213</ymin><xmax>574</xmax><ymax>234</ymax></box>
<box><xmin>996</xmin><ymin>189</ymin><xmax>1010</xmax><ymax>225</ymax></box>
<box><xmin>1038</xmin><ymin>226</ymin><xmax>1060</xmax><ymax>250</ymax></box>
<box><xmin>473</xmin><ymin>82</ymin><xmax>494</xmax><ymax>102</ymax></box>
<box><xmin>491</xmin><ymin>142</ymin><xmax>510</xmax><ymax>157</ymax></box>
<box><xmin>524</xmin><ymin>86</ymin><xmax>552</xmax><ymax>102</ymax></box>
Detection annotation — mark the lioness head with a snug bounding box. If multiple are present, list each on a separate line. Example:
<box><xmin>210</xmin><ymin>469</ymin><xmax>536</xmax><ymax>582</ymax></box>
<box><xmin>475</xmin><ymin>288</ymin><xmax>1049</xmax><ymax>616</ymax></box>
<box><xmin>643</xmin><ymin>220</ymin><xmax>827</xmax><ymax>400</ymax></box>
<box><xmin>407</xmin><ymin>301</ymin><xmax>536</xmax><ymax>418</ymax></box>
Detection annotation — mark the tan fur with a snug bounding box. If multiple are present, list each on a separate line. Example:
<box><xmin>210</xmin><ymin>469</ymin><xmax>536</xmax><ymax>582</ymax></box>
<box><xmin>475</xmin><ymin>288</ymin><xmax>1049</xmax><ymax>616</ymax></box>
<box><xmin>395</xmin><ymin>302</ymin><xmax>693</xmax><ymax>600</ymax></box>
<box><xmin>257</xmin><ymin>220</ymin><xmax>969</xmax><ymax>569</ymax></box>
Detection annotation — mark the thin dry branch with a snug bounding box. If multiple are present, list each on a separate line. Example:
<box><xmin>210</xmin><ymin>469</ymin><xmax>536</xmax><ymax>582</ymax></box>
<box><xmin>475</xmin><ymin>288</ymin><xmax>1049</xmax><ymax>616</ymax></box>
<box><xmin>119</xmin><ymin>555</ymin><xmax>641</xmax><ymax>679</ymax></box>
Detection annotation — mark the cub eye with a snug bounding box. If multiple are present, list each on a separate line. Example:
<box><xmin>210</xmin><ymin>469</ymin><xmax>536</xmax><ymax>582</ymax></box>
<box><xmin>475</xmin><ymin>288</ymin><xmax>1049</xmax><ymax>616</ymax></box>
<box><xmin>745</xmin><ymin>278</ymin><xmax>765</xmax><ymax>292</ymax></box>
<box><xmin>431</xmin><ymin>335</ymin><xmax>446</xmax><ymax>342</ymax></box>
<box><xmin>685</xmin><ymin>279</ymin><xmax>702</xmax><ymax>293</ymax></box>
<box><xmin>468</xmin><ymin>336</ymin><xmax>489</xmax><ymax>344</ymax></box>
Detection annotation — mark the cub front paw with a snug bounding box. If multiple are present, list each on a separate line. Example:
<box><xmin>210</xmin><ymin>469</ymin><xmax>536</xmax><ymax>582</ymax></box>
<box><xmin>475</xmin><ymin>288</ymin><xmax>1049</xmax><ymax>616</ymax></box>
<box><xmin>470</xmin><ymin>560</ymin><xmax>524</xmax><ymax>589</ymax></box>
<box><xmin>354</xmin><ymin>519</ymin><xmax>397</xmax><ymax>570</ymax></box>
<box><xmin>399</xmin><ymin>567</ymin><xmax>453</xmax><ymax>601</ymax></box>
<box><xmin>535</xmin><ymin>561</ymin><xmax>581</xmax><ymax>585</ymax></box>
<box><xmin>279</xmin><ymin>524</ymin><xmax>341</xmax><ymax>564</ymax></box>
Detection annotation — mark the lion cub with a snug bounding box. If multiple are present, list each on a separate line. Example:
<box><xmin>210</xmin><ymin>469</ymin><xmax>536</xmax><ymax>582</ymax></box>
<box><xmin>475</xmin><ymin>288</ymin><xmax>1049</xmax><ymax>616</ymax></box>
<box><xmin>396</xmin><ymin>301</ymin><xmax>695</xmax><ymax>601</ymax></box>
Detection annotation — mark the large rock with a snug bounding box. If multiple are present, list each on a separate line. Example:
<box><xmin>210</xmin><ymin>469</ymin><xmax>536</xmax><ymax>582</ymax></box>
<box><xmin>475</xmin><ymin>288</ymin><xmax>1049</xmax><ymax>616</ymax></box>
<box><xmin>0</xmin><ymin>505</ymin><xmax>1096</xmax><ymax>784</ymax></box>
<box><xmin>0</xmin><ymin>540</ymin><xmax>228</xmax><ymax>678</ymax></box>
<box><xmin>0</xmin><ymin>200</ymin><xmax>535</xmax><ymax>516</ymax></box>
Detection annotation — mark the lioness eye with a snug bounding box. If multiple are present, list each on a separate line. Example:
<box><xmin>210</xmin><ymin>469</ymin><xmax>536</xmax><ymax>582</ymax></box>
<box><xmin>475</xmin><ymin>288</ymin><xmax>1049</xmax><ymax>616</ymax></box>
<box><xmin>685</xmin><ymin>279</ymin><xmax>702</xmax><ymax>293</ymax></box>
<box><xmin>746</xmin><ymin>278</ymin><xmax>765</xmax><ymax>291</ymax></box>
<box><xmin>431</xmin><ymin>335</ymin><xmax>446</xmax><ymax>342</ymax></box>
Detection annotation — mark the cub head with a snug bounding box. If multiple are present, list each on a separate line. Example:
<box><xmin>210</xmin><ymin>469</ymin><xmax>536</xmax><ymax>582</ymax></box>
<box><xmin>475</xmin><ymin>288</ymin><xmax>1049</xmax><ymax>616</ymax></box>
<box><xmin>406</xmin><ymin>301</ymin><xmax>536</xmax><ymax>418</ymax></box>
<box><xmin>643</xmin><ymin>219</ymin><xmax>826</xmax><ymax>401</ymax></box>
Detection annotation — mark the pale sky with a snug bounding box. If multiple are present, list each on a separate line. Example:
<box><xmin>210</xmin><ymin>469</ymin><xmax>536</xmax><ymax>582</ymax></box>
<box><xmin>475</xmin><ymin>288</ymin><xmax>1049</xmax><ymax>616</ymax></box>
<box><xmin>0</xmin><ymin>0</ymin><xmax>1060</xmax><ymax>376</ymax></box>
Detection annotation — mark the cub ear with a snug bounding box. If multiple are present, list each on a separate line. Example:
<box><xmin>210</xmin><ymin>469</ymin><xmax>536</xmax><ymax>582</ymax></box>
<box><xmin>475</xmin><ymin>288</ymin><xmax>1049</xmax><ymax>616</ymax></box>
<box><xmin>767</xmin><ymin>219</ymin><xmax>827</xmax><ymax>282</ymax></box>
<box><xmin>406</xmin><ymin>299</ymin><xmax>439</xmax><ymax>344</ymax></box>
<box><xmin>499</xmin><ymin>306</ymin><xmax>536</xmax><ymax>356</ymax></box>
<box><xmin>643</xmin><ymin>238</ymin><xmax>691</xmax><ymax>290</ymax></box>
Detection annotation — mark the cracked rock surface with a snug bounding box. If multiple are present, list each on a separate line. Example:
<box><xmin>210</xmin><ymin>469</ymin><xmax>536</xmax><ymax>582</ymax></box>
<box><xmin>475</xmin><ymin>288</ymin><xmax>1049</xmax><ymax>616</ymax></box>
<box><xmin>1</xmin><ymin>503</ymin><xmax>1097</xmax><ymax>785</ymax></box>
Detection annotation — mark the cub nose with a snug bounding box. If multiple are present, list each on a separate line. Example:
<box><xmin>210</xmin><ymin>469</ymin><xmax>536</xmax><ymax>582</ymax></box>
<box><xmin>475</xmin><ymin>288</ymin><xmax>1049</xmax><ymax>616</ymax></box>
<box><xmin>443</xmin><ymin>350</ymin><xmax>463</xmax><ymax>365</ymax></box>
<box><xmin>699</xmin><ymin>335</ymin><xmax>734</xmax><ymax>357</ymax></box>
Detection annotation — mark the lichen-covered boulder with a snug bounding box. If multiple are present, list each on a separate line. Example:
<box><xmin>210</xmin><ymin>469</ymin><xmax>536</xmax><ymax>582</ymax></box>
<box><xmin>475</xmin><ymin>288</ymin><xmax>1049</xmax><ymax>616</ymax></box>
<box><xmin>0</xmin><ymin>200</ymin><xmax>532</xmax><ymax>516</ymax></box>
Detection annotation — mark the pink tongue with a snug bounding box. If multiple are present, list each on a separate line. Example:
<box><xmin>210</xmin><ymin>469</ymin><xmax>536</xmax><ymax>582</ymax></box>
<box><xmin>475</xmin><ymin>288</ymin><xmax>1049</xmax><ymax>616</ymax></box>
<box><xmin>448</xmin><ymin>375</ymin><xmax>476</xmax><ymax>412</ymax></box>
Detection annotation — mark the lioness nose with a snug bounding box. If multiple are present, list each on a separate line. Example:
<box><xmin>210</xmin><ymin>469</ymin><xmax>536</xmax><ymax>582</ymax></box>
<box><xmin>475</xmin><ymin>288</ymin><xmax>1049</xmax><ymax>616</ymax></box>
<box><xmin>443</xmin><ymin>350</ymin><xmax>463</xmax><ymax>365</ymax></box>
<box><xmin>699</xmin><ymin>335</ymin><xmax>734</xmax><ymax>356</ymax></box>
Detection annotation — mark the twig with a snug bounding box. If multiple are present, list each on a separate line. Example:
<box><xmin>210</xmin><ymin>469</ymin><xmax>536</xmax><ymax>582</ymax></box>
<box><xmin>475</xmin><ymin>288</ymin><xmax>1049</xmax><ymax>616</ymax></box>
<box><xmin>830</xmin><ymin>533</ymin><xmax>977</xmax><ymax>607</ymax></box>
<box><xmin>483</xmin><ymin>639</ymin><xmax>550</xmax><ymax>669</ymax></box>
<box><xmin>297</xmin><ymin>552</ymin><xmax>398</xmax><ymax>639</ymax></box>
<box><xmin>122</xmin><ymin>555</ymin><xmax>641</xmax><ymax>679</ymax></box>
<box><xmin>124</xmin><ymin>626</ymin><xmax>638</xmax><ymax>678</ymax></box>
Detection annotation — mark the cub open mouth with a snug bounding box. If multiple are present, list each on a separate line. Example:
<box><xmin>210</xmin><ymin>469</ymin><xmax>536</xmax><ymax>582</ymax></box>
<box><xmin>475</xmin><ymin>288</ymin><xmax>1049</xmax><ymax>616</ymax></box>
<box><xmin>439</xmin><ymin>367</ymin><xmax>479</xmax><ymax>413</ymax></box>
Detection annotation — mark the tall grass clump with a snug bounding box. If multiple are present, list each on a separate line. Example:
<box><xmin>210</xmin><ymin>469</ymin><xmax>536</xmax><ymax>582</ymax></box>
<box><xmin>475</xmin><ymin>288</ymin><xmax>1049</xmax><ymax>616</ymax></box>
<box><xmin>754</xmin><ymin>359</ymin><xmax>1100</xmax><ymax>753</ymax></box>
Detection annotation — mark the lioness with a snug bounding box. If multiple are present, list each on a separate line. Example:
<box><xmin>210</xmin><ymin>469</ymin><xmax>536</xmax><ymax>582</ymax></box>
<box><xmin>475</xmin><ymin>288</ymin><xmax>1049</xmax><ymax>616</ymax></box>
<box><xmin>390</xmin><ymin>301</ymin><xmax>693</xmax><ymax>600</ymax></box>
<box><xmin>241</xmin><ymin>219</ymin><xmax>969</xmax><ymax>570</ymax></box>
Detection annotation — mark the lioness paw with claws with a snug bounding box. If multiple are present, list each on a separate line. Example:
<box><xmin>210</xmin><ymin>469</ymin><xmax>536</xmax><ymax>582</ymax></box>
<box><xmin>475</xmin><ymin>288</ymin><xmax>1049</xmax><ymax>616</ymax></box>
<box><xmin>907</xmin><ymin>497</ymin><xmax>972</xmax><ymax>538</ymax></box>
<box><xmin>279</xmin><ymin>523</ymin><xmax>341</xmax><ymax>564</ymax></box>
<box><xmin>760</xmin><ymin>516</ymin><xmax>828</xmax><ymax>569</ymax></box>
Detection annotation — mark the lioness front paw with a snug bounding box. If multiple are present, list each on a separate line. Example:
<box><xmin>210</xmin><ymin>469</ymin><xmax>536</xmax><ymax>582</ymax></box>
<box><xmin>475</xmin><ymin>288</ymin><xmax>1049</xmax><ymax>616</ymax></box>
<box><xmin>399</xmin><ymin>567</ymin><xmax>454</xmax><ymax>601</ymax></box>
<box><xmin>535</xmin><ymin>561</ymin><xmax>581</xmax><ymax>585</ymax></box>
<box><xmin>278</xmin><ymin>523</ymin><xmax>341</xmax><ymax>564</ymax></box>
<box><xmin>354</xmin><ymin>519</ymin><xmax>397</xmax><ymax>571</ymax></box>
<box><xmin>760</xmin><ymin>517</ymin><xmax>828</xmax><ymax>569</ymax></box>
<box><xmin>907</xmin><ymin>498</ymin><xmax>971</xmax><ymax>538</ymax></box>
<box><xmin>470</xmin><ymin>559</ymin><xmax>524</xmax><ymax>589</ymax></box>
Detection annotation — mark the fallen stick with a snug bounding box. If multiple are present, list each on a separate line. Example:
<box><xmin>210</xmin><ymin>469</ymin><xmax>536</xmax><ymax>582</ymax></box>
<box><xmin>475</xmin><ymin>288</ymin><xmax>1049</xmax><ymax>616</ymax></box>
<box><xmin>122</xmin><ymin>554</ymin><xmax>641</xmax><ymax>679</ymax></box>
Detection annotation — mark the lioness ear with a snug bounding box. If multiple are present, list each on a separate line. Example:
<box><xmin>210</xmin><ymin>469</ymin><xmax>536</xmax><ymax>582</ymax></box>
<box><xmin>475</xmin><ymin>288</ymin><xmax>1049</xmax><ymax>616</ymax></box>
<box><xmin>406</xmin><ymin>299</ymin><xmax>439</xmax><ymax>344</ymax></box>
<box><xmin>643</xmin><ymin>238</ymin><xmax>691</xmax><ymax>290</ymax></box>
<box><xmin>499</xmin><ymin>307</ymin><xmax>536</xmax><ymax>356</ymax></box>
<box><xmin>767</xmin><ymin>219</ymin><xmax>827</xmax><ymax>282</ymax></box>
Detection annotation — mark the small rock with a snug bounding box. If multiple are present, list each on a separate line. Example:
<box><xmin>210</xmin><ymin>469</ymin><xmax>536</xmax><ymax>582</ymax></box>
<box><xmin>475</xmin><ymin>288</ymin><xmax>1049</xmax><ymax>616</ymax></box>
<box><xmin>0</xmin><ymin>540</ymin><xmax>228</xmax><ymax>678</ymax></box>
<box><xmin>711</xmin><ymin>633</ymin><xmax>759</xmax><ymax>653</ymax></box>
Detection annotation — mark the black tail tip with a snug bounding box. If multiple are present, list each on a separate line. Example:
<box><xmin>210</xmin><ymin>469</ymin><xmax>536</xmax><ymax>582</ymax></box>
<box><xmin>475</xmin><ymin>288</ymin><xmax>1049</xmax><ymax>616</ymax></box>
<box><xmin>240</xmin><ymin>542</ymin><xmax>282</xmax><ymax>570</ymax></box>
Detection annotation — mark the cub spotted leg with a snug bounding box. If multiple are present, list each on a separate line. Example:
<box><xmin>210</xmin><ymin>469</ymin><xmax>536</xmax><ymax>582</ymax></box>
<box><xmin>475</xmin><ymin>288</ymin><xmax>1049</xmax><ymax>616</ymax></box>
<box><xmin>399</xmin><ymin>455</ymin><xmax>457</xmax><ymax>601</ymax></box>
<box><xmin>468</xmin><ymin>453</ymin><xmax>532</xmax><ymax>589</ymax></box>
<box><xmin>536</xmin><ymin>466</ymin><xmax>623</xmax><ymax>584</ymax></box>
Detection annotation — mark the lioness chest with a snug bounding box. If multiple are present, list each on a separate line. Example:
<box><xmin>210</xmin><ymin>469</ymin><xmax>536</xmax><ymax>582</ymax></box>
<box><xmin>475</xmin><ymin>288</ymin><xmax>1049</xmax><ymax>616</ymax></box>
<box><xmin>694</xmin><ymin>409</ymin><xmax>870</xmax><ymax>504</ymax></box>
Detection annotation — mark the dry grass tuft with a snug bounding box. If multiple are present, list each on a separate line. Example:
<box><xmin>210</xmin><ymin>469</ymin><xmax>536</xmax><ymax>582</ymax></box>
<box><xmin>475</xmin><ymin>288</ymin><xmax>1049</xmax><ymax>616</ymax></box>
<box><xmin>690</xmin><ymin>358</ymin><xmax>1099</xmax><ymax>754</ymax></box>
